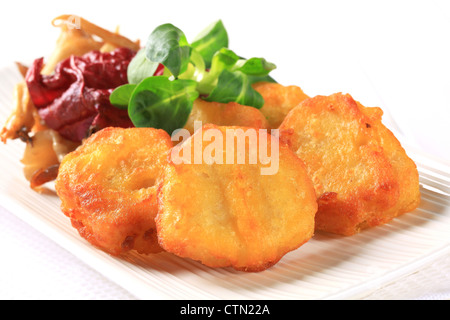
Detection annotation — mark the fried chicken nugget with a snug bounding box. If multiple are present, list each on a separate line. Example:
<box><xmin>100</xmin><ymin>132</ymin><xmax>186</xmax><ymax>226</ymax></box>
<box><xmin>253</xmin><ymin>82</ymin><xmax>310</xmax><ymax>129</ymax></box>
<box><xmin>156</xmin><ymin>124</ymin><xmax>318</xmax><ymax>271</ymax></box>
<box><xmin>55</xmin><ymin>127</ymin><xmax>173</xmax><ymax>255</ymax></box>
<box><xmin>279</xmin><ymin>93</ymin><xmax>420</xmax><ymax>236</ymax></box>
<box><xmin>183</xmin><ymin>98</ymin><xmax>269</xmax><ymax>134</ymax></box>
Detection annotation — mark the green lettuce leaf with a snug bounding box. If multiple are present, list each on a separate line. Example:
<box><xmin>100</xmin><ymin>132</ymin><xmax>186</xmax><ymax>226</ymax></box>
<box><xmin>128</xmin><ymin>76</ymin><xmax>199</xmax><ymax>134</ymax></box>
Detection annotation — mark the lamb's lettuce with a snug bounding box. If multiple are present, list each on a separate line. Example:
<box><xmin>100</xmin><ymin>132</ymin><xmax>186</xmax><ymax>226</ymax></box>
<box><xmin>110</xmin><ymin>20</ymin><xmax>277</xmax><ymax>134</ymax></box>
<box><xmin>145</xmin><ymin>23</ymin><xmax>191</xmax><ymax>78</ymax></box>
<box><xmin>109</xmin><ymin>84</ymin><xmax>136</xmax><ymax>109</ymax></box>
<box><xmin>127</xmin><ymin>49</ymin><xmax>160</xmax><ymax>85</ymax></box>
<box><xmin>204</xmin><ymin>69</ymin><xmax>264</xmax><ymax>108</ymax></box>
<box><xmin>191</xmin><ymin>20</ymin><xmax>228</xmax><ymax>69</ymax></box>
<box><xmin>128</xmin><ymin>77</ymin><xmax>198</xmax><ymax>134</ymax></box>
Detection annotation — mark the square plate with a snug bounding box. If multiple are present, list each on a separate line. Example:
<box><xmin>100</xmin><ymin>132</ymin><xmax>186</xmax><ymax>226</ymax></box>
<box><xmin>1</xmin><ymin>64</ymin><xmax>449</xmax><ymax>299</ymax></box>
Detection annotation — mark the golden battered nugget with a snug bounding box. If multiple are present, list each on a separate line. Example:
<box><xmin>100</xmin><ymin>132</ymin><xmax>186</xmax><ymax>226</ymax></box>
<box><xmin>279</xmin><ymin>93</ymin><xmax>420</xmax><ymax>236</ymax></box>
<box><xmin>253</xmin><ymin>82</ymin><xmax>310</xmax><ymax>129</ymax></box>
<box><xmin>183</xmin><ymin>82</ymin><xmax>309</xmax><ymax>135</ymax></box>
<box><xmin>55</xmin><ymin>127</ymin><xmax>173</xmax><ymax>255</ymax></box>
<box><xmin>156</xmin><ymin>124</ymin><xmax>318</xmax><ymax>272</ymax></box>
<box><xmin>184</xmin><ymin>98</ymin><xmax>269</xmax><ymax>134</ymax></box>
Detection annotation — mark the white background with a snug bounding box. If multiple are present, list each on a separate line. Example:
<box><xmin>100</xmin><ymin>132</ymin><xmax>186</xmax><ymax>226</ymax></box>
<box><xmin>0</xmin><ymin>0</ymin><xmax>449</xmax><ymax>299</ymax></box>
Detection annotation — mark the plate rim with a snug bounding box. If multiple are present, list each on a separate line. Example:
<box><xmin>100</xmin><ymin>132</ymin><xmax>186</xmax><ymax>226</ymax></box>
<box><xmin>0</xmin><ymin>63</ymin><xmax>449</xmax><ymax>300</ymax></box>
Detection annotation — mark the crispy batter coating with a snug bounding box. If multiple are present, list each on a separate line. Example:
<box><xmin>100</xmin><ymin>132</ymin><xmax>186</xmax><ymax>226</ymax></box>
<box><xmin>253</xmin><ymin>82</ymin><xmax>310</xmax><ymax>129</ymax></box>
<box><xmin>183</xmin><ymin>99</ymin><xmax>269</xmax><ymax>134</ymax></box>
<box><xmin>55</xmin><ymin>127</ymin><xmax>173</xmax><ymax>255</ymax></box>
<box><xmin>279</xmin><ymin>93</ymin><xmax>420</xmax><ymax>235</ymax></box>
<box><xmin>156</xmin><ymin>124</ymin><xmax>318</xmax><ymax>271</ymax></box>
<box><xmin>183</xmin><ymin>81</ymin><xmax>309</xmax><ymax>135</ymax></box>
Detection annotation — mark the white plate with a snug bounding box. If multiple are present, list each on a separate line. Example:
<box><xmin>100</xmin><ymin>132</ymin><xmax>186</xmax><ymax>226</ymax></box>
<box><xmin>0</xmin><ymin>64</ymin><xmax>449</xmax><ymax>300</ymax></box>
